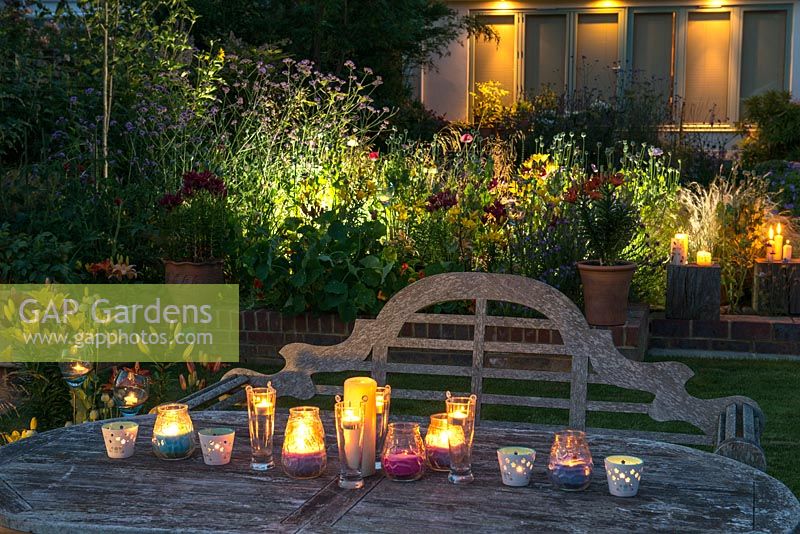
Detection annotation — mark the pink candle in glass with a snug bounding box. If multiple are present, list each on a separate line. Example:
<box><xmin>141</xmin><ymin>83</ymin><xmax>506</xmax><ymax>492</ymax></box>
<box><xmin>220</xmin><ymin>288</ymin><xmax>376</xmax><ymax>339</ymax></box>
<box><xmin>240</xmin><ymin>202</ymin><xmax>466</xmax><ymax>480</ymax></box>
<box><xmin>382</xmin><ymin>451</ymin><xmax>425</xmax><ymax>481</ymax></box>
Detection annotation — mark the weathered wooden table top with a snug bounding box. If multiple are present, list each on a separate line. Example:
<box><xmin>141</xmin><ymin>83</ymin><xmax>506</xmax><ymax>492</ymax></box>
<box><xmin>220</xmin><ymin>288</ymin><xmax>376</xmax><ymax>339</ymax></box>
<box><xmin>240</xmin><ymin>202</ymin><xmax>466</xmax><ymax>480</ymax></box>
<box><xmin>0</xmin><ymin>411</ymin><xmax>797</xmax><ymax>534</ymax></box>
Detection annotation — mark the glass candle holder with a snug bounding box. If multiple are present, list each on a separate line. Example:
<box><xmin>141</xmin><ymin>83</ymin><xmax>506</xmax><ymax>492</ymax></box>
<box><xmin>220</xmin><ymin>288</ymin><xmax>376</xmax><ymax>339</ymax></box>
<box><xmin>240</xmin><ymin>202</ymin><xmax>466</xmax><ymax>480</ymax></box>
<box><xmin>547</xmin><ymin>430</ymin><xmax>594</xmax><ymax>491</ymax></box>
<box><xmin>59</xmin><ymin>360</ymin><xmax>93</xmax><ymax>388</ymax></box>
<box><xmin>374</xmin><ymin>385</ymin><xmax>391</xmax><ymax>471</ymax></box>
<box><xmin>102</xmin><ymin>421</ymin><xmax>138</xmax><ymax>459</ymax></box>
<box><xmin>424</xmin><ymin>413</ymin><xmax>451</xmax><ymax>472</ymax></box>
<box><xmin>151</xmin><ymin>403</ymin><xmax>196</xmax><ymax>460</ymax></box>
<box><xmin>605</xmin><ymin>455</ymin><xmax>644</xmax><ymax>497</ymax></box>
<box><xmin>246</xmin><ymin>383</ymin><xmax>276</xmax><ymax>471</ymax></box>
<box><xmin>198</xmin><ymin>427</ymin><xmax>236</xmax><ymax>466</ymax></box>
<box><xmin>282</xmin><ymin>406</ymin><xmax>327</xmax><ymax>479</ymax></box>
<box><xmin>335</xmin><ymin>399</ymin><xmax>366</xmax><ymax>489</ymax></box>
<box><xmin>381</xmin><ymin>422</ymin><xmax>426</xmax><ymax>482</ymax></box>
<box><xmin>113</xmin><ymin>369</ymin><xmax>150</xmax><ymax>417</ymax></box>
<box><xmin>446</xmin><ymin>392</ymin><xmax>478</xmax><ymax>484</ymax></box>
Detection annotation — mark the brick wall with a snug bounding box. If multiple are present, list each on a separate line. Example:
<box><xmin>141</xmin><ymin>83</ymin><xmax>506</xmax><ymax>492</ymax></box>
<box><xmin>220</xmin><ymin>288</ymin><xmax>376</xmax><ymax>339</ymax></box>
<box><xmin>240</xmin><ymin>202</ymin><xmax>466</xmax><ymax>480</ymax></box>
<box><xmin>649</xmin><ymin>314</ymin><xmax>800</xmax><ymax>358</ymax></box>
<box><xmin>239</xmin><ymin>305</ymin><xmax>648</xmax><ymax>367</ymax></box>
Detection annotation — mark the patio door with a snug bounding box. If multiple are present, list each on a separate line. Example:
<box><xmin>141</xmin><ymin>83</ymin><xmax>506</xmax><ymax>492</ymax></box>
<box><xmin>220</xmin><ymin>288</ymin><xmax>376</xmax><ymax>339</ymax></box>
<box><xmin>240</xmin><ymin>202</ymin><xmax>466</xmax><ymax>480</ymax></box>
<box><xmin>523</xmin><ymin>14</ymin><xmax>568</xmax><ymax>98</ymax></box>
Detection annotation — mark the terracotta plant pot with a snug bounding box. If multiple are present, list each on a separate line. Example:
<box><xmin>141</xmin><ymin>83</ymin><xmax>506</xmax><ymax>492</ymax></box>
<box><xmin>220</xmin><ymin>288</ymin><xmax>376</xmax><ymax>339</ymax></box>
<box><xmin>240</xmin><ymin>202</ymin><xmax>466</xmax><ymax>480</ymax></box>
<box><xmin>577</xmin><ymin>261</ymin><xmax>636</xmax><ymax>326</ymax></box>
<box><xmin>164</xmin><ymin>260</ymin><xmax>225</xmax><ymax>284</ymax></box>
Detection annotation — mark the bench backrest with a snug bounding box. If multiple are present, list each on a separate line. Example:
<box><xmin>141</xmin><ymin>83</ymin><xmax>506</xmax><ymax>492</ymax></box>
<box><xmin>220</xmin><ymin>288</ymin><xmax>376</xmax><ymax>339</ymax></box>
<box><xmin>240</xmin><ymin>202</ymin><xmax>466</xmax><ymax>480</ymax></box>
<box><xmin>217</xmin><ymin>272</ymin><xmax>762</xmax><ymax>447</ymax></box>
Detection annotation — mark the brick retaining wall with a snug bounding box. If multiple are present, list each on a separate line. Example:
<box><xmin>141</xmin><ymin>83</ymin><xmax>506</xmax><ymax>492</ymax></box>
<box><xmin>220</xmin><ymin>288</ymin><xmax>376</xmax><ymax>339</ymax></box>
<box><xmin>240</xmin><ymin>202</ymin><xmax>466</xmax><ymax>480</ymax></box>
<box><xmin>239</xmin><ymin>305</ymin><xmax>649</xmax><ymax>367</ymax></box>
<box><xmin>649</xmin><ymin>314</ymin><xmax>800</xmax><ymax>358</ymax></box>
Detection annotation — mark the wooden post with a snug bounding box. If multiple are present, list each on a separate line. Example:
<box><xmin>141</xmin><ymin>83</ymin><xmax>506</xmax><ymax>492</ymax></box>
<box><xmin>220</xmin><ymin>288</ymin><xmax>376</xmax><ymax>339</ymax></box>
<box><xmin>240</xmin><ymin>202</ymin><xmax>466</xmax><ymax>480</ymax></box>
<box><xmin>666</xmin><ymin>264</ymin><xmax>721</xmax><ymax>320</ymax></box>
<box><xmin>753</xmin><ymin>259</ymin><xmax>800</xmax><ymax>315</ymax></box>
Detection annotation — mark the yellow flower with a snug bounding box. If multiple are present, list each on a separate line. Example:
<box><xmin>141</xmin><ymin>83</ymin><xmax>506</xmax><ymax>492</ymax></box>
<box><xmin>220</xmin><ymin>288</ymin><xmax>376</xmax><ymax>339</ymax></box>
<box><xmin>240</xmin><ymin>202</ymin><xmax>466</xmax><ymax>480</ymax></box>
<box><xmin>531</xmin><ymin>153</ymin><xmax>549</xmax><ymax>165</ymax></box>
<box><xmin>217</xmin><ymin>48</ymin><xmax>225</xmax><ymax>62</ymax></box>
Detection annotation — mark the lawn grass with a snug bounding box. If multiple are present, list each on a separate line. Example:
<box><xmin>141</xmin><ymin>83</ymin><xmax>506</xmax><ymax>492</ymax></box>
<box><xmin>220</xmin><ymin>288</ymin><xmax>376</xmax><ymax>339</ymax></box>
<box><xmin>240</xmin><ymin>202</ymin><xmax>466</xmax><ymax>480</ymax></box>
<box><xmin>2</xmin><ymin>354</ymin><xmax>797</xmax><ymax>496</ymax></box>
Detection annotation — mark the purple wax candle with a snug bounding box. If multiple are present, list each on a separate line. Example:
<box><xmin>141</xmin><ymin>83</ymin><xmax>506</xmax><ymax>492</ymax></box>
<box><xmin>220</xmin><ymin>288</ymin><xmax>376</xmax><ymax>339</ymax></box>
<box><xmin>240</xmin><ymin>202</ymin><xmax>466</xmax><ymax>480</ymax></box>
<box><xmin>282</xmin><ymin>450</ymin><xmax>327</xmax><ymax>479</ymax></box>
<box><xmin>548</xmin><ymin>462</ymin><xmax>592</xmax><ymax>491</ymax></box>
<box><xmin>382</xmin><ymin>452</ymin><xmax>425</xmax><ymax>481</ymax></box>
<box><xmin>426</xmin><ymin>445</ymin><xmax>450</xmax><ymax>472</ymax></box>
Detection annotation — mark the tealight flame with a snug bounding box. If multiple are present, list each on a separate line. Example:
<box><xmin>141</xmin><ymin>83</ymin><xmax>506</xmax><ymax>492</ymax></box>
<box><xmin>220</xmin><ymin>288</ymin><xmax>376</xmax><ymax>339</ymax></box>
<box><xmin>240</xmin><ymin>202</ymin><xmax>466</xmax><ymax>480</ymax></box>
<box><xmin>769</xmin><ymin>226</ymin><xmax>775</xmax><ymax>240</ymax></box>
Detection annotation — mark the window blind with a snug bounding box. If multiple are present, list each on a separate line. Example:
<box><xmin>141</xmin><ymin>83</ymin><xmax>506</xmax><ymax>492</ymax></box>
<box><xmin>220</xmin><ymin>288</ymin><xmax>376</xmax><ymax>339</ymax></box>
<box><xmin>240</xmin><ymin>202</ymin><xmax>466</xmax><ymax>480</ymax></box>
<box><xmin>632</xmin><ymin>12</ymin><xmax>674</xmax><ymax>102</ymax></box>
<box><xmin>685</xmin><ymin>12</ymin><xmax>730</xmax><ymax>123</ymax></box>
<box><xmin>524</xmin><ymin>15</ymin><xmax>567</xmax><ymax>97</ymax></box>
<box><xmin>474</xmin><ymin>16</ymin><xmax>516</xmax><ymax>106</ymax></box>
<box><xmin>576</xmin><ymin>13</ymin><xmax>619</xmax><ymax>100</ymax></box>
<box><xmin>741</xmin><ymin>10</ymin><xmax>787</xmax><ymax>107</ymax></box>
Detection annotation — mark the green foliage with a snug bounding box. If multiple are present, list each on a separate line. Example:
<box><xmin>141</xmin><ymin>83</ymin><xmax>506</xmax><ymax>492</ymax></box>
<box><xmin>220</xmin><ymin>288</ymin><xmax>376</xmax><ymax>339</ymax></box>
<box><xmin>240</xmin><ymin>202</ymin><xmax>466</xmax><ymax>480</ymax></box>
<box><xmin>571</xmin><ymin>173</ymin><xmax>640</xmax><ymax>266</ymax></box>
<box><xmin>0</xmin><ymin>223</ymin><xmax>78</xmax><ymax>283</ymax></box>
<box><xmin>14</xmin><ymin>363</ymin><xmax>71</xmax><ymax>430</ymax></box>
<box><xmin>741</xmin><ymin>91</ymin><xmax>800</xmax><ymax>167</ymax></box>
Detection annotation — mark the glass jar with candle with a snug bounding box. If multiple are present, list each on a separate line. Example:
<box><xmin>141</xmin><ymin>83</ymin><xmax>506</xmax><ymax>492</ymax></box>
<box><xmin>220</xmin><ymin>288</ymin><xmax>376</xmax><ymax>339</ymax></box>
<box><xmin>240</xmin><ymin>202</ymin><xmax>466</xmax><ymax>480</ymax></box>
<box><xmin>113</xmin><ymin>369</ymin><xmax>150</xmax><ymax>417</ymax></box>
<box><xmin>547</xmin><ymin>429</ymin><xmax>594</xmax><ymax>491</ymax></box>
<box><xmin>381</xmin><ymin>422</ymin><xmax>426</xmax><ymax>482</ymax></box>
<box><xmin>152</xmin><ymin>403</ymin><xmax>196</xmax><ymax>460</ymax></box>
<box><xmin>446</xmin><ymin>392</ymin><xmax>478</xmax><ymax>484</ymax></box>
<box><xmin>334</xmin><ymin>398</ymin><xmax>366</xmax><ymax>489</ymax></box>
<box><xmin>282</xmin><ymin>406</ymin><xmax>327</xmax><ymax>479</ymax></box>
<box><xmin>246</xmin><ymin>383</ymin><xmax>276</xmax><ymax>470</ymax></box>
<box><xmin>59</xmin><ymin>360</ymin><xmax>93</xmax><ymax>388</ymax></box>
<box><xmin>424</xmin><ymin>413</ymin><xmax>451</xmax><ymax>471</ymax></box>
<box><xmin>375</xmin><ymin>385</ymin><xmax>391</xmax><ymax>471</ymax></box>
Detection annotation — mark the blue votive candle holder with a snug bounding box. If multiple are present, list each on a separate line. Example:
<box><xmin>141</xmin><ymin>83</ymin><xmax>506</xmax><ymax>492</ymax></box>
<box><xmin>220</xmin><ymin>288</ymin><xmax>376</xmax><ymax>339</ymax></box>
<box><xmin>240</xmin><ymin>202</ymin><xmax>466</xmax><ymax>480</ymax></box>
<box><xmin>151</xmin><ymin>403</ymin><xmax>196</xmax><ymax>460</ymax></box>
<box><xmin>547</xmin><ymin>430</ymin><xmax>594</xmax><ymax>491</ymax></box>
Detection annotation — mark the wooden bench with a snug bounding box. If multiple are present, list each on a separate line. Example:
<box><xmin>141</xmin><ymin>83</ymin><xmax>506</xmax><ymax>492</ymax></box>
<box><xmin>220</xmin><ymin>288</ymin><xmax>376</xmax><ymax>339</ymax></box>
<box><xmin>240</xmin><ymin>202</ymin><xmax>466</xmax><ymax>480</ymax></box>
<box><xmin>183</xmin><ymin>272</ymin><xmax>767</xmax><ymax>469</ymax></box>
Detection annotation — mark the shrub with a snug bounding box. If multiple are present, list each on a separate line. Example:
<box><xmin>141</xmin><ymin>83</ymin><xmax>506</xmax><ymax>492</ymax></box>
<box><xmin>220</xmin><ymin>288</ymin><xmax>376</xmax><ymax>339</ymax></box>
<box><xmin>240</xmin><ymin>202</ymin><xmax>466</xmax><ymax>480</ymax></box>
<box><xmin>740</xmin><ymin>91</ymin><xmax>800</xmax><ymax>167</ymax></box>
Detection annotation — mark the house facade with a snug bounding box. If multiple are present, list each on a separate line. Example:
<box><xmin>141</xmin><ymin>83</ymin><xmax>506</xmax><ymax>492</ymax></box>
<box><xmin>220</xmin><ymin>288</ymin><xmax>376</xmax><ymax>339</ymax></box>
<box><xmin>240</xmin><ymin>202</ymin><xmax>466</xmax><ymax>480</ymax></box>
<box><xmin>420</xmin><ymin>1</ymin><xmax>799</xmax><ymax>132</ymax></box>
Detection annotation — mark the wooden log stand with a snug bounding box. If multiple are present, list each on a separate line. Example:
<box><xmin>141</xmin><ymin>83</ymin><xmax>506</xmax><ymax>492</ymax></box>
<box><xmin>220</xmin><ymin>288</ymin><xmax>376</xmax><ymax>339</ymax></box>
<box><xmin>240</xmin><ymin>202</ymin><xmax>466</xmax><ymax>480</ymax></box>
<box><xmin>753</xmin><ymin>259</ymin><xmax>800</xmax><ymax>315</ymax></box>
<box><xmin>666</xmin><ymin>263</ymin><xmax>721</xmax><ymax>320</ymax></box>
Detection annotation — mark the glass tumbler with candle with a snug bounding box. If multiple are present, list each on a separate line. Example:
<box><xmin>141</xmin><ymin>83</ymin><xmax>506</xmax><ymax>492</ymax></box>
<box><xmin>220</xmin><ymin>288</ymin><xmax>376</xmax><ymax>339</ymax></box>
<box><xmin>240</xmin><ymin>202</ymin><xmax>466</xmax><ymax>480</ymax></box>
<box><xmin>246</xmin><ymin>383</ymin><xmax>277</xmax><ymax>470</ymax></box>
<box><xmin>381</xmin><ymin>422</ymin><xmax>426</xmax><ymax>482</ymax></box>
<box><xmin>375</xmin><ymin>385</ymin><xmax>392</xmax><ymax>471</ymax></box>
<box><xmin>152</xmin><ymin>403</ymin><xmax>196</xmax><ymax>460</ymax></box>
<box><xmin>424</xmin><ymin>413</ymin><xmax>451</xmax><ymax>471</ymax></box>
<box><xmin>113</xmin><ymin>369</ymin><xmax>150</xmax><ymax>417</ymax></box>
<box><xmin>446</xmin><ymin>392</ymin><xmax>478</xmax><ymax>484</ymax></box>
<box><xmin>335</xmin><ymin>398</ymin><xmax>366</xmax><ymax>489</ymax></box>
<box><xmin>547</xmin><ymin>430</ymin><xmax>594</xmax><ymax>491</ymax></box>
<box><xmin>282</xmin><ymin>406</ymin><xmax>327</xmax><ymax>479</ymax></box>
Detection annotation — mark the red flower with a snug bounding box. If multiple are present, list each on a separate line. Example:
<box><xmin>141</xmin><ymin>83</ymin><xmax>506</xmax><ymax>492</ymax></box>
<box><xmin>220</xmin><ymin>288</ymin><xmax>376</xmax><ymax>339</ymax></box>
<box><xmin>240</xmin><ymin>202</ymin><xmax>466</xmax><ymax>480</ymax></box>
<box><xmin>400</xmin><ymin>262</ymin><xmax>409</xmax><ymax>274</ymax></box>
<box><xmin>253</xmin><ymin>278</ymin><xmax>263</xmax><ymax>289</ymax></box>
<box><xmin>87</xmin><ymin>259</ymin><xmax>112</xmax><ymax>276</ymax></box>
<box><xmin>425</xmin><ymin>190</ymin><xmax>457</xmax><ymax>212</ymax></box>
<box><xmin>418</xmin><ymin>270</ymin><xmax>426</xmax><ymax>279</ymax></box>
<box><xmin>588</xmin><ymin>190</ymin><xmax>603</xmax><ymax>201</ymax></box>
<box><xmin>158</xmin><ymin>192</ymin><xmax>183</xmax><ymax>210</ymax></box>
<box><xmin>460</xmin><ymin>133</ymin><xmax>474</xmax><ymax>144</ymax></box>
<box><xmin>564</xmin><ymin>186</ymin><xmax>579</xmax><ymax>204</ymax></box>
<box><xmin>114</xmin><ymin>197</ymin><xmax>122</xmax><ymax>206</ymax></box>
<box><xmin>368</xmin><ymin>151</ymin><xmax>379</xmax><ymax>161</ymax></box>
<box><xmin>610</xmin><ymin>173</ymin><xmax>624</xmax><ymax>187</ymax></box>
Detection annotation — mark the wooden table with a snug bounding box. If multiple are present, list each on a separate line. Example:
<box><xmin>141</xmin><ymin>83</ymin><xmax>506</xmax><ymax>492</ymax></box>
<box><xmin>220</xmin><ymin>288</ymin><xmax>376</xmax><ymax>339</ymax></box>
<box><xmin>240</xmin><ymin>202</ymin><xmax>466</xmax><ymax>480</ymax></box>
<box><xmin>0</xmin><ymin>411</ymin><xmax>797</xmax><ymax>533</ymax></box>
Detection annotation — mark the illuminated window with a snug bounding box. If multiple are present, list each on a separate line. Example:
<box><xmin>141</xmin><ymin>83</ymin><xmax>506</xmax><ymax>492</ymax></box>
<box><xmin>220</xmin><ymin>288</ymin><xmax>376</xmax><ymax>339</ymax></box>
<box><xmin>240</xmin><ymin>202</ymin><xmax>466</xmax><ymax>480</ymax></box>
<box><xmin>524</xmin><ymin>15</ymin><xmax>567</xmax><ymax>97</ymax></box>
<box><xmin>474</xmin><ymin>16</ymin><xmax>516</xmax><ymax>106</ymax></box>
<box><xmin>632</xmin><ymin>12</ymin><xmax>674</xmax><ymax>106</ymax></box>
<box><xmin>740</xmin><ymin>10</ymin><xmax>787</xmax><ymax>107</ymax></box>
<box><xmin>684</xmin><ymin>12</ymin><xmax>730</xmax><ymax>123</ymax></box>
<box><xmin>576</xmin><ymin>13</ymin><xmax>619</xmax><ymax>100</ymax></box>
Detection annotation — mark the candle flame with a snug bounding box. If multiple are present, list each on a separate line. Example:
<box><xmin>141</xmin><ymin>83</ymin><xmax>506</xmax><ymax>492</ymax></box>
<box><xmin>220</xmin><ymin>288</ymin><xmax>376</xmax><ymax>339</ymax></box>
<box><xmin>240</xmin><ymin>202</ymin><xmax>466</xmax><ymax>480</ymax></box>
<box><xmin>778</xmin><ymin>223</ymin><xmax>782</xmax><ymax>235</ymax></box>
<box><xmin>123</xmin><ymin>392</ymin><xmax>139</xmax><ymax>406</ymax></box>
<box><xmin>769</xmin><ymin>226</ymin><xmax>775</xmax><ymax>240</ymax></box>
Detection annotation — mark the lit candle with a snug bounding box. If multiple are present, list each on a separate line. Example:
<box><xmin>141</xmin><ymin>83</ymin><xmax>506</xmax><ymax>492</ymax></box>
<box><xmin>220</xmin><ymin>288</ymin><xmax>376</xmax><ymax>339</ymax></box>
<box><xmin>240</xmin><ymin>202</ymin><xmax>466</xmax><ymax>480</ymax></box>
<box><xmin>282</xmin><ymin>419</ymin><xmax>327</xmax><ymax>478</ymax></box>
<box><xmin>375</xmin><ymin>391</ymin><xmax>385</xmax><ymax>415</ymax></box>
<box><xmin>674</xmin><ymin>233</ymin><xmax>689</xmax><ymax>264</ymax></box>
<box><xmin>343</xmin><ymin>377</ymin><xmax>377</xmax><ymax>476</ymax></box>
<box><xmin>341</xmin><ymin>408</ymin><xmax>362</xmax><ymax>470</ymax></box>
<box><xmin>767</xmin><ymin>226</ymin><xmax>776</xmax><ymax>260</ymax></box>
<box><xmin>424</xmin><ymin>413</ymin><xmax>451</xmax><ymax>471</ymax></box>
<box><xmin>151</xmin><ymin>403</ymin><xmax>195</xmax><ymax>460</ymax></box>
<box><xmin>382</xmin><ymin>451</ymin><xmax>425</xmax><ymax>480</ymax></box>
<box><xmin>254</xmin><ymin>396</ymin><xmax>274</xmax><ymax>415</ymax></box>
<box><xmin>774</xmin><ymin>224</ymin><xmax>784</xmax><ymax>261</ymax></box>
<box><xmin>784</xmin><ymin>240</ymin><xmax>793</xmax><ymax>262</ymax></box>
<box><xmin>72</xmin><ymin>362</ymin><xmax>90</xmax><ymax>374</ymax></box>
<box><xmin>123</xmin><ymin>391</ymin><xmax>139</xmax><ymax>406</ymax></box>
<box><xmin>696</xmin><ymin>250</ymin><xmax>712</xmax><ymax>266</ymax></box>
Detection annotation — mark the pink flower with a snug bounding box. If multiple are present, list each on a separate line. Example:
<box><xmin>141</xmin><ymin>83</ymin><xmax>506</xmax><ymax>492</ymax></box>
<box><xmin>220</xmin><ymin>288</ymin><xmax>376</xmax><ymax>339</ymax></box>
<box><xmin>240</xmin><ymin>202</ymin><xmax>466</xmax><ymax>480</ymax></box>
<box><xmin>368</xmin><ymin>151</ymin><xmax>379</xmax><ymax>161</ymax></box>
<box><xmin>460</xmin><ymin>133</ymin><xmax>474</xmax><ymax>144</ymax></box>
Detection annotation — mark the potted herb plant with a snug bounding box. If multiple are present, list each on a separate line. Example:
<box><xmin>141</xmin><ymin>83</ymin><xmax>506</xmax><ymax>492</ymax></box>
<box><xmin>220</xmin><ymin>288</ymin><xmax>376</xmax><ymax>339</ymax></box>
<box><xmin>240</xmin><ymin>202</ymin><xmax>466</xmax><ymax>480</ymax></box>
<box><xmin>158</xmin><ymin>170</ymin><xmax>234</xmax><ymax>283</ymax></box>
<box><xmin>567</xmin><ymin>172</ymin><xmax>639</xmax><ymax>326</ymax></box>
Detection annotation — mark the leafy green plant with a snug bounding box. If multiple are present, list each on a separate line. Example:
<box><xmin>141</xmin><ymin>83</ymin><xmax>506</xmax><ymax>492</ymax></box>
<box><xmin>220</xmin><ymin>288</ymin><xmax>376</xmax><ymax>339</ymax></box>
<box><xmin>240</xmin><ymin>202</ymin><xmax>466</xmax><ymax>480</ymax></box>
<box><xmin>0</xmin><ymin>223</ymin><xmax>78</xmax><ymax>283</ymax></box>
<box><xmin>157</xmin><ymin>171</ymin><xmax>236</xmax><ymax>262</ymax></box>
<box><xmin>740</xmin><ymin>91</ymin><xmax>800</xmax><ymax>167</ymax></box>
<box><xmin>567</xmin><ymin>172</ymin><xmax>640</xmax><ymax>265</ymax></box>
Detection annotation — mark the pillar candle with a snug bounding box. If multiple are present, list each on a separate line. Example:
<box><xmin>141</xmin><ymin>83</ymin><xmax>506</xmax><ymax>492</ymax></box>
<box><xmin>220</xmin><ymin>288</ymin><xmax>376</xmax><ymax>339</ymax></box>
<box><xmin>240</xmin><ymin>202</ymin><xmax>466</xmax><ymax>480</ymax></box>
<box><xmin>344</xmin><ymin>377</ymin><xmax>377</xmax><ymax>476</ymax></box>
<box><xmin>774</xmin><ymin>224</ymin><xmax>784</xmax><ymax>261</ymax></box>
<box><xmin>696</xmin><ymin>250</ymin><xmax>712</xmax><ymax>266</ymax></box>
<box><xmin>784</xmin><ymin>241</ymin><xmax>793</xmax><ymax>262</ymax></box>
<box><xmin>674</xmin><ymin>233</ymin><xmax>689</xmax><ymax>265</ymax></box>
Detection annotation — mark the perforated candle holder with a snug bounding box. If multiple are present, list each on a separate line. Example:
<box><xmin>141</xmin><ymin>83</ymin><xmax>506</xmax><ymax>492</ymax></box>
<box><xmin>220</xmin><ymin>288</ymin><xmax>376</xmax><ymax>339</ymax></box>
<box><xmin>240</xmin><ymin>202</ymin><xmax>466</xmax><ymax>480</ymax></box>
<box><xmin>102</xmin><ymin>421</ymin><xmax>138</xmax><ymax>459</ymax></box>
<box><xmin>605</xmin><ymin>455</ymin><xmax>643</xmax><ymax>497</ymax></box>
<box><xmin>497</xmin><ymin>446</ymin><xmax>536</xmax><ymax>487</ymax></box>
<box><xmin>199</xmin><ymin>428</ymin><xmax>235</xmax><ymax>466</ymax></box>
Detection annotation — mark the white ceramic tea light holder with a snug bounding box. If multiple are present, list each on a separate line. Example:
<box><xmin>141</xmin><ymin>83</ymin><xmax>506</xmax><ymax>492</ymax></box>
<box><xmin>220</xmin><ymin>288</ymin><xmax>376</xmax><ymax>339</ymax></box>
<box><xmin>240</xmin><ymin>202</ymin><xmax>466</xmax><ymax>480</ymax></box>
<box><xmin>198</xmin><ymin>427</ymin><xmax>236</xmax><ymax>466</ymax></box>
<box><xmin>101</xmin><ymin>421</ymin><xmax>139</xmax><ymax>459</ymax></box>
<box><xmin>497</xmin><ymin>446</ymin><xmax>536</xmax><ymax>487</ymax></box>
<box><xmin>605</xmin><ymin>455</ymin><xmax>644</xmax><ymax>497</ymax></box>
